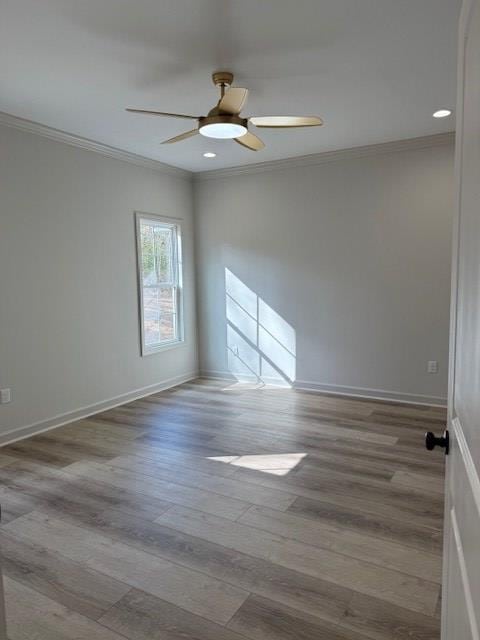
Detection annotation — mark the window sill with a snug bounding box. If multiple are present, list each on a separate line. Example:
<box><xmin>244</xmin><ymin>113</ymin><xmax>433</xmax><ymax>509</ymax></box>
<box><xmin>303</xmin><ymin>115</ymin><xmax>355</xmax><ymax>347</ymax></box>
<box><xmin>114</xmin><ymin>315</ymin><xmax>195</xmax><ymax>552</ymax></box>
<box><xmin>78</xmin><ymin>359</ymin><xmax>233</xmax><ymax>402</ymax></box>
<box><xmin>142</xmin><ymin>339</ymin><xmax>186</xmax><ymax>357</ymax></box>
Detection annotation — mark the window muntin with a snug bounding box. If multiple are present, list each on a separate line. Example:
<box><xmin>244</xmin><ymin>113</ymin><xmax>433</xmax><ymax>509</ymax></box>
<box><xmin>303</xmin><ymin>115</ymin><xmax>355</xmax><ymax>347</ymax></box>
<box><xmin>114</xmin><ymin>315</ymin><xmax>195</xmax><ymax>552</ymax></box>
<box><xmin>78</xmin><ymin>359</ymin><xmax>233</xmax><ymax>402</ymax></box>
<box><xmin>136</xmin><ymin>214</ymin><xmax>183</xmax><ymax>354</ymax></box>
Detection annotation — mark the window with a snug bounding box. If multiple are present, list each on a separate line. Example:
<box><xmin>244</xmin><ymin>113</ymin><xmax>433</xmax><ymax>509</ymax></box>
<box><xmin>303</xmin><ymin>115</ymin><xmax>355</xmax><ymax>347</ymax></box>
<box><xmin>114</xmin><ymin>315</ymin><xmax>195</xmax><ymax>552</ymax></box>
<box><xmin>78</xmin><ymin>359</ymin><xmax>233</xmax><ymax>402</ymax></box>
<box><xmin>135</xmin><ymin>213</ymin><xmax>184</xmax><ymax>355</ymax></box>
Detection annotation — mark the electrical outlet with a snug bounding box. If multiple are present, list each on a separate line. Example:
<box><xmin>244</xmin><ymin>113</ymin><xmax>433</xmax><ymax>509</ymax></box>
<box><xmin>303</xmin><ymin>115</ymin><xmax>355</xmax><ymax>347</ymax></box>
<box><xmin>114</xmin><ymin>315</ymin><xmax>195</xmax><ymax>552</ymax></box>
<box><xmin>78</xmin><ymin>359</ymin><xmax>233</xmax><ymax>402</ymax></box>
<box><xmin>427</xmin><ymin>361</ymin><xmax>439</xmax><ymax>374</ymax></box>
<box><xmin>0</xmin><ymin>388</ymin><xmax>11</xmax><ymax>404</ymax></box>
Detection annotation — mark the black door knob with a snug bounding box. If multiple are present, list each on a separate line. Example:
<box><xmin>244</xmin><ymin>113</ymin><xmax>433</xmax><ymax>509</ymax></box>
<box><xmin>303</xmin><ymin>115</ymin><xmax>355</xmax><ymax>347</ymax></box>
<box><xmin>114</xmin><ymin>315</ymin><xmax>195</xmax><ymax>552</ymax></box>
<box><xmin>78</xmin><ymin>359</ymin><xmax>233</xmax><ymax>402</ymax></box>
<box><xmin>425</xmin><ymin>430</ymin><xmax>449</xmax><ymax>455</ymax></box>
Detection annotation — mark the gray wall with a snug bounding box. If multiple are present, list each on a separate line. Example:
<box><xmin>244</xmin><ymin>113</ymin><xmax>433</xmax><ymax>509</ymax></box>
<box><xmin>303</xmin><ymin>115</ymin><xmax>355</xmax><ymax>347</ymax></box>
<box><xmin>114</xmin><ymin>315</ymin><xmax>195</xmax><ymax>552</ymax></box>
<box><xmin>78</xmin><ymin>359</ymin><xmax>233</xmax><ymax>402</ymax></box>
<box><xmin>0</xmin><ymin>124</ymin><xmax>454</xmax><ymax>440</ymax></box>
<box><xmin>0</xmin><ymin>124</ymin><xmax>197</xmax><ymax>437</ymax></box>
<box><xmin>194</xmin><ymin>142</ymin><xmax>454</xmax><ymax>404</ymax></box>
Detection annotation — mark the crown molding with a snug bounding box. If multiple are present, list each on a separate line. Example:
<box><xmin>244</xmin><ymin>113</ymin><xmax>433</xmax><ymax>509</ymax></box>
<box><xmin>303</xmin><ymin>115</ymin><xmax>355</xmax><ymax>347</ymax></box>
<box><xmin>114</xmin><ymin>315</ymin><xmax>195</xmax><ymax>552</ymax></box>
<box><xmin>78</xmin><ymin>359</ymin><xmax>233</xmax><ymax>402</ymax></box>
<box><xmin>0</xmin><ymin>110</ymin><xmax>454</xmax><ymax>182</ymax></box>
<box><xmin>194</xmin><ymin>131</ymin><xmax>455</xmax><ymax>181</ymax></box>
<box><xmin>0</xmin><ymin>111</ymin><xmax>191</xmax><ymax>180</ymax></box>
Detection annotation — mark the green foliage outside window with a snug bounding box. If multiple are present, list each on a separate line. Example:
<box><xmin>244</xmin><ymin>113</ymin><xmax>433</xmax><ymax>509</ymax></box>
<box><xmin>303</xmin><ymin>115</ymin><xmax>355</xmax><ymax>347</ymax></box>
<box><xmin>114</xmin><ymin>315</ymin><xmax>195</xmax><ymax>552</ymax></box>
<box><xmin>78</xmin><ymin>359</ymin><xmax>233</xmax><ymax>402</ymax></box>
<box><xmin>141</xmin><ymin>224</ymin><xmax>172</xmax><ymax>283</ymax></box>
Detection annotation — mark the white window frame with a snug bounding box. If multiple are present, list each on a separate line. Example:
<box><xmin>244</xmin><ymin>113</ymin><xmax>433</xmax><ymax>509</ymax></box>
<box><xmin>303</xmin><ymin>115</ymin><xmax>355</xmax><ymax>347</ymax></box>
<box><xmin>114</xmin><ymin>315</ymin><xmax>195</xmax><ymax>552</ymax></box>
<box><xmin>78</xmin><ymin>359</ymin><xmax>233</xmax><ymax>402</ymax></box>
<box><xmin>135</xmin><ymin>212</ymin><xmax>185</xmax><ymax>356</ymax></box>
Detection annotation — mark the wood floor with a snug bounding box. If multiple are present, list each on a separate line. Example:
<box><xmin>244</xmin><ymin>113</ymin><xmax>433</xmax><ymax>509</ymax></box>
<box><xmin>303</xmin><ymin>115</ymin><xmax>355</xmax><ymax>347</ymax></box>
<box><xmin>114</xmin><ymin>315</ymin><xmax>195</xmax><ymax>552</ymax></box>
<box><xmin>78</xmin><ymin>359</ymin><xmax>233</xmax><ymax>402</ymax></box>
<box><xmin>0</xmin><ymin>378</ymin><xmax>446</xmax><ymax>640</ymax></box>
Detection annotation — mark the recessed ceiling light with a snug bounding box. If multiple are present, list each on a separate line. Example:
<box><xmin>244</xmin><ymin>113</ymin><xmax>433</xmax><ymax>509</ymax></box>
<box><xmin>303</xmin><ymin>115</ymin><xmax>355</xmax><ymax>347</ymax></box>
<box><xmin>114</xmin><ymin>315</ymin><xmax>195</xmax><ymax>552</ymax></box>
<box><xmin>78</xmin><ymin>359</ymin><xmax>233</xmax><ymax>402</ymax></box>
<box><xmin>433</xmin><ymin>109</ymin><xmax>452</xmax><ymax>118</ymax></box>
<box><xmin>203</xmin><ymin>152</ymin><xmax>217</xmax><ymax>158</ymax></box>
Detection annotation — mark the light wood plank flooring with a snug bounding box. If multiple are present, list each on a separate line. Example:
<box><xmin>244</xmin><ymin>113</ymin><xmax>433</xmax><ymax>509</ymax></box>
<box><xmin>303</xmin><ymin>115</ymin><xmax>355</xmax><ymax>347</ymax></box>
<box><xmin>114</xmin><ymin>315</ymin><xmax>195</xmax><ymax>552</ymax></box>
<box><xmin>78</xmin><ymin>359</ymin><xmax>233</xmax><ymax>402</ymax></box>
<box><xmin>0</xmin><ymin>378</ymin><xmax>446</xmax><ymax>640</ymax></box>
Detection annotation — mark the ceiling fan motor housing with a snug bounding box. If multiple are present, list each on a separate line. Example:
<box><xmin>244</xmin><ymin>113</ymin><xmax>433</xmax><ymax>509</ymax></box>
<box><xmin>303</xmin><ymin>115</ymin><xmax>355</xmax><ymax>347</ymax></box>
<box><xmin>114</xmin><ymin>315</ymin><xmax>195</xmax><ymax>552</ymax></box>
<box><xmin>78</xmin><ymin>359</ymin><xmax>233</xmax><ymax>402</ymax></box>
<box><xmin>212</xmin><ymin>71</ymin><xmax>234</xmax><ymax>87</ymax></box>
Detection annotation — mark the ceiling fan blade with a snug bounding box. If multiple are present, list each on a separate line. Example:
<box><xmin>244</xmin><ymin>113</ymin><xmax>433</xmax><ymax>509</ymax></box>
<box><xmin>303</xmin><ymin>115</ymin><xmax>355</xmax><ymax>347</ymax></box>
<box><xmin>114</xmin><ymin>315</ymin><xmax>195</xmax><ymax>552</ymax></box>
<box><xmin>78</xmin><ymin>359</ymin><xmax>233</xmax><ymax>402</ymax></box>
<box><xmin>218</xmin><ymin>88</ymin><xmax>249</xmax><ymax>115</ymax></box>
<box><xmin>126</xmin><ymin>108</ymin><xmax>198</xmax><ymax>120</ymax></box>
<box><xmin>235</xmin><ymin>131</ymin><xmax>265</xmax><ymax>151</ymax></box>
<box><xmin>249</xmin><ymin>116</ymin><xmax>323</xmax><ymax>128</ymax></box>
<box><xmin>161</xmin><ymin>129</ymin><xmax>199</xmax><ymax>144</ymax></box>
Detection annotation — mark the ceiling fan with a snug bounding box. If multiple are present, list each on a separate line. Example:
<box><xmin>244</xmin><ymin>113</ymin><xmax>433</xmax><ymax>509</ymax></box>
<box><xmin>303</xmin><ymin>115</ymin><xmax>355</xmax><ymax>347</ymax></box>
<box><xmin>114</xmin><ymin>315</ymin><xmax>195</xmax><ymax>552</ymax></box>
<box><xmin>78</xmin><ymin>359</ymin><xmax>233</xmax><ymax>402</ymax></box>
<box><xmin>126</xmin><ymin>71</ymin><xmax>323</xmax><ymax>151</ymax></box>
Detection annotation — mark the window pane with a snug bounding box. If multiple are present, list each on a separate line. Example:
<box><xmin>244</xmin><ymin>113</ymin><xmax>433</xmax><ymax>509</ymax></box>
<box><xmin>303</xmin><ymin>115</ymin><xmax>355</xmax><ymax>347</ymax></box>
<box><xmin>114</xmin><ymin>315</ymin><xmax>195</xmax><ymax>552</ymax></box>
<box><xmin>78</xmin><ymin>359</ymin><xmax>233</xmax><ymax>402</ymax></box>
<box><xmin>159</xmin><ymin>286</ymin><xmax>175</xmax><ymax>314</ymax></box>
<box><xmin>154</xmin><ymin>226</ymin><xmax>173</xmax><ymax>283</ymax></box>
<box><xmin>140</xmin><ymin>222</ymin><xmax>174</xmax><ymax>285</ymax></box>
<box><xmin>160</xmin><ymin>313</ymin><xmax>176</xmax><ymax>342</ymax></box>
<box><xmin>144</xmin><ymin>317</ymin><xmax>161</xmax><ymax>346</ymax></box>
<box><xmin>140</xmin><ymin>223</ymin><xmax>155</xmax><ymax>285</ymax></box>
<box><xmin>143</xmin><ymin>287</ymin><xmax>177</xmax><ymax>346</ymax></box>
<box><xmin>143</xmin><ymin>288</ymin><xmax>160</xmax><ymax>345</ymax></box>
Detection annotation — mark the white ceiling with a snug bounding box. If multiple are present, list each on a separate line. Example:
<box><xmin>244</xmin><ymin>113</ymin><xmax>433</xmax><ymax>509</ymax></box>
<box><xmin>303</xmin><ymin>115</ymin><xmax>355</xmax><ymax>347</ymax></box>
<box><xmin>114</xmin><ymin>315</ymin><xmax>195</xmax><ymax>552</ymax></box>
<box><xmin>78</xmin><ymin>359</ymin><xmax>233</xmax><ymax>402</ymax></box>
<box><xmin>1</xmin><ymin>0</ymin><xmax>460</xmax><ymax>172</ymax></box>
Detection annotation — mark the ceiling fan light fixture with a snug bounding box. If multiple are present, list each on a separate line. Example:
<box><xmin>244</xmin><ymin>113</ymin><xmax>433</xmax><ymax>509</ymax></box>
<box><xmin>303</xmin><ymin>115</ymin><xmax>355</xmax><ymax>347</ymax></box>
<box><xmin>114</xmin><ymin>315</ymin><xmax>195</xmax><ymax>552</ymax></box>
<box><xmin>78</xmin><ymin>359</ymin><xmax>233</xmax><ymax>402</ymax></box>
<box><xmin>433</xmin><ymin>109</ymin><xmax>452</xmax><ymax>118</ymax></box>
<box><xmin>200</xmin><ymin>122</ymin><xmax>247</xmax><ymax>139</ymax></box>
<box><xmin>199</xmin><ymin>114</ymin><xmax>248</xmax><ymax>139</ymax></box>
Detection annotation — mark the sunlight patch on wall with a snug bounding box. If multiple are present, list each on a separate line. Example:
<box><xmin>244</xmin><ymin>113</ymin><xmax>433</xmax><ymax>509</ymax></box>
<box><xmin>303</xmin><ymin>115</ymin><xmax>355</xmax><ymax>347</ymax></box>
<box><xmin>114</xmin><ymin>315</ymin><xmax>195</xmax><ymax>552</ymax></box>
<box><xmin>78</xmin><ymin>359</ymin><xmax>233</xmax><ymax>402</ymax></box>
<box><xmin>208</xmin><ymin>453</ymin><xmax>306</xmax><ymax>476</ymax></box>
<box><xmin>225</xmin><ymin>268</ymin><xmax>296</xmax><ymax>386</ymax></box>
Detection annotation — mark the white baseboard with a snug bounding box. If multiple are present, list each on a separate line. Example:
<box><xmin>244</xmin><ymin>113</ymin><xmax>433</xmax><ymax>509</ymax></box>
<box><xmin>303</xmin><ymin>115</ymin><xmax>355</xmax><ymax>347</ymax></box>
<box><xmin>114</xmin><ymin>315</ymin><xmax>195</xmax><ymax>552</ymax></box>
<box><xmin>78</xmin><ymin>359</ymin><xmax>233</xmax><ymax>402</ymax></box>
<box><xmin>0</xmin><ymin>371</ymin><xmax>199</xmax><ymax>447</ymax></box>
<box><xmin>294</xmin><ymin>379</ymin><xmax>447</xmax><ymax>407</ymax></box>
<box><xmin>200</xmin><ymin>370</ymin><xmax>447</xmax><ymax>407</ymax></box>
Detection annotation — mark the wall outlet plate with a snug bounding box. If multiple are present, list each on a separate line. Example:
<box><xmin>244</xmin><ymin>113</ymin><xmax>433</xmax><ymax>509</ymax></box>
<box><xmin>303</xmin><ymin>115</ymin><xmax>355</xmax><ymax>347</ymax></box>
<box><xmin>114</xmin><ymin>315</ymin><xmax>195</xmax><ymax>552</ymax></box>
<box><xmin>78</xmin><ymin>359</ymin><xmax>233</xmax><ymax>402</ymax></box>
<box><xmin>0</xmin><ymin>388</ymin><xmax>11</xmax><ymax>404</ymax></box>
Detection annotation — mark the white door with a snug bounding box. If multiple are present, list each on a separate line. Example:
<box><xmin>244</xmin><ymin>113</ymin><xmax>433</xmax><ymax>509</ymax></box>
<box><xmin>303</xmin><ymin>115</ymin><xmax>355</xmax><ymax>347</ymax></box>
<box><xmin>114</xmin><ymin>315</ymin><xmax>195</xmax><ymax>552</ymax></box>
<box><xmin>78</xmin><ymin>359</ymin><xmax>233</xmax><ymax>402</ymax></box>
<box><xmin>0</xmin><ymin>509</ymin><xmax>6</xmax><ymax>638</ymax></box>
<box><xmin>441</xmin><ymin>0</ymin><xmax>480</xmax><ymax>638</ymax></box>
<box><xmin>0</xmin><ymin>565</ymin><xmax>6</xmax><ymax>640</ymax></box>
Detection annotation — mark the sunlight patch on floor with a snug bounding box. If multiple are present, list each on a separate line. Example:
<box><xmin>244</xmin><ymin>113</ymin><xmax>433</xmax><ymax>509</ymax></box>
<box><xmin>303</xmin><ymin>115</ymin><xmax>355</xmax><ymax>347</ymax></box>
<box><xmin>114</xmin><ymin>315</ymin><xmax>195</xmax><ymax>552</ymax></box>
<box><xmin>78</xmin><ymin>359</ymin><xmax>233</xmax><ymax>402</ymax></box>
<box><xmin>208</xmin><ymin>453</ymin><xmax>307</xmax><ymax>476</ymax></box>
